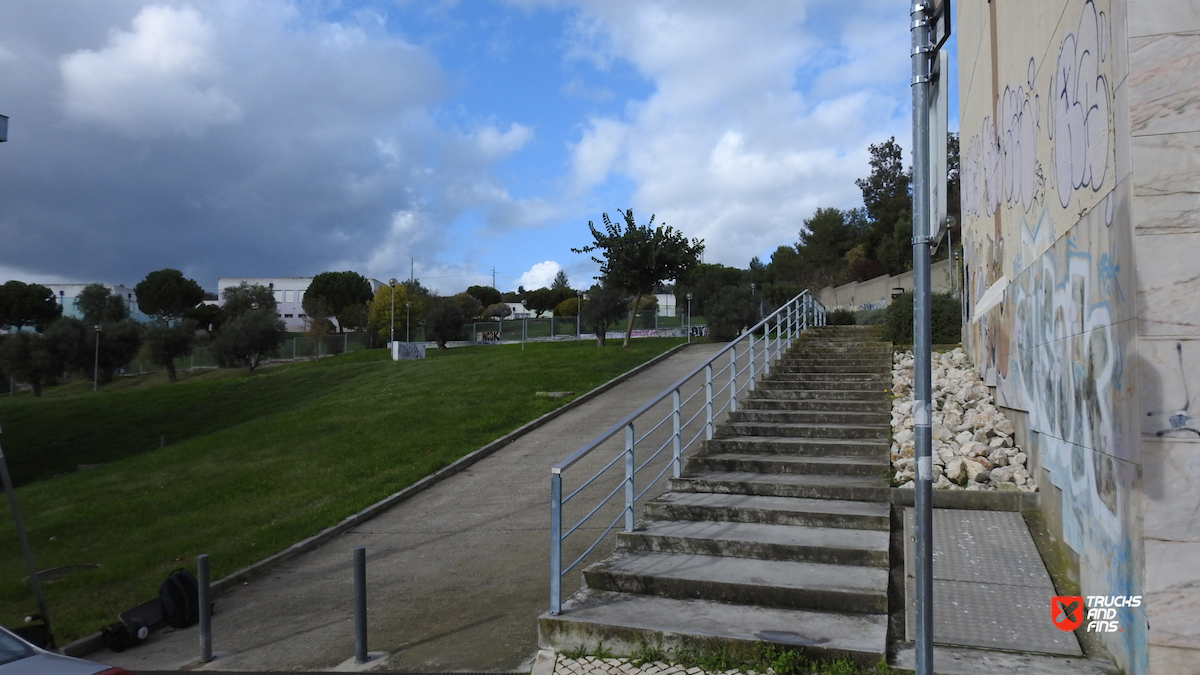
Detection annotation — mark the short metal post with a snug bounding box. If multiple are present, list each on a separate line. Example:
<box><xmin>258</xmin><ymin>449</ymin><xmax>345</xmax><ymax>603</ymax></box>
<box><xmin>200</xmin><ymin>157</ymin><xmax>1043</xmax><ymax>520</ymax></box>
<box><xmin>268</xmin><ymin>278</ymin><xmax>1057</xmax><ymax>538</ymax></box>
<box><xmin>198</xmin><ymin>554</ymin><xmax>212</xmax><ymax>663</ymax></box>
<box><xmin>624</xmin><ymin>424</ymin><xmax>635</xmax><ymax>531</ymax></box>
<box><xmin>550</xmin><ymin>472</ymin><xmax>562</xmax><ymax>614</ymax></box>
<box><xmin>704</xmin><ymin>364</ymin><xmax>714</xmax><ymax>440</ymax></box>
<box><xmin>353</xmin><ymin>547</ymin><xmax>367</xmax><ymax>664</ymax></box>
<box><xmin>748</xmin><ymin>335</ymin><xmax>756</xmax><ymax>392</ymax></box>
<box><xmin>671</xmin><ymin>389</ymin><xmax>682</xmax><ymax>478</ymax></box>
<box><xmin>729</xmin><ymin>349</ymin><xmax>738</xmax><ymax>413</ymax></box>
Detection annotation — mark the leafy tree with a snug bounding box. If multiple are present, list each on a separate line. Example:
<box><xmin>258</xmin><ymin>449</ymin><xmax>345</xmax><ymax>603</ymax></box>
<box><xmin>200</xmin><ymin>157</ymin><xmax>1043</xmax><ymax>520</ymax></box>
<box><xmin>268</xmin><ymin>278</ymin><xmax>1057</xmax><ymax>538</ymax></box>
<box><xmin>44</xmin><ymin>315</ymin><xmax>142</xmax><ymax>384</ymax></box>
<box><xmin>143</xmin><ymin>320</ymin><xmax>199</xmax><ymax>382</ymax></box>
<box><xmin>551</xmin><ymin>269</ymin><xmax>571</xmax><ymax>290</ymax></box>
<box><xmin>134</xmin><ymin>269</ymin><xmax>205</xmax><ymax>321</ymax></box>
<box><xmin>425</xmin><ymin>297</ymin><xmax>465</xmax><ymax>350</ymax></box>
<box><xmin>303</xmin><ymin>271</ymin><xmax>372</xmax><ymax>332</ymax></box>
<box><xmin>706</xmin><ymin>286</ymin><xmax>761</xmax><ymax>342</ymax></box>
<box><xmin>222</xmin><ymin>282</ymin><xmax>278</xmax><ymax>318</ymax></box>
<box><xmin>579</xmin><ymin>285</ymin><xmax>625</xmax><ymax>347</ymax></box>
<box><xmin>0</xmin><ymin>280</ymin><xmax>62</xmax><ymax>331</ymax></box>
<box><xmin>366</xmin><ymin>284</ymin><xmax>411</xmax><ymax>342</ymax></box>
<box><xmin>212</xmin><ymin>309</ymin><xmax>286</xmax><ymax>371</ymax></box>
<box><xmin>502</xmin><ymin>286</ymin><xmax>527</xmax><ymax>303</ymax></box>
<box><xmin>451</xmin><ymin>292</ymin><xmax>483</xmax><ymax>320</ymax></box>
<box><xmin>677</xmin><ymin>264</ymin><xmax>745</xmax><ymax>317</ymax></box>
<box><xmin>75</xmin><ymin>284</ymin><xmax>129</xmax><ymax>324</ymax></box>
<box><xmin>466</xmin><ymin>285</ymin><xmax>502</xmax><ymax>308</ymax></box>
<box><xmin>0</xmin><ymin>332</ymin><xmax>58</xmax><ymax>396</ymax></box>
<box><xmin>484</xmin><ymin>303</ymin><xmax>512</xmax><ymax>320</ymax></box>
<box><xmin>554</xmin><ymin>297</ymin><xmax>580</xmax><ymax>318</ymax></box>
<box><xmin>525</xmin><ymin>287</ymin><xmax>558</xmax><ymax>318</ymax></box>
<box><xmin>856</xmin><ymin>137</ymin><xmax>913</xmax><ymax>275</ymax></box>
<box><xmin>573</xmin><ymin>209</ymin><xmax>704</xmax><ymax>347</ymax></box>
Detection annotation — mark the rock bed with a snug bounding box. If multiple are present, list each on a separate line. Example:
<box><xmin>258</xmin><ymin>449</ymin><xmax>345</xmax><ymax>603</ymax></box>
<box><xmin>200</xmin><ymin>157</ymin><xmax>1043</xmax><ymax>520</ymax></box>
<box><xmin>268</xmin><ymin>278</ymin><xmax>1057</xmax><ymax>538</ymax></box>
<box><xmin>890</xmin><ymin>348</ymin><xmax>1037</xmax><ymax>492</ymax></box>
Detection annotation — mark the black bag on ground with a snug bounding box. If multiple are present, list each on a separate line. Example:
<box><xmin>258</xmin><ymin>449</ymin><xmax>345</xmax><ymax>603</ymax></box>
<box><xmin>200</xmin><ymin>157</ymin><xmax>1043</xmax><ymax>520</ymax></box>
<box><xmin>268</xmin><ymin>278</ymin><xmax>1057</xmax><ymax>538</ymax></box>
<box><xmin>158</xmin><ymin>568</ymin><xmax>200</xmax><ymax>628</ymax></box>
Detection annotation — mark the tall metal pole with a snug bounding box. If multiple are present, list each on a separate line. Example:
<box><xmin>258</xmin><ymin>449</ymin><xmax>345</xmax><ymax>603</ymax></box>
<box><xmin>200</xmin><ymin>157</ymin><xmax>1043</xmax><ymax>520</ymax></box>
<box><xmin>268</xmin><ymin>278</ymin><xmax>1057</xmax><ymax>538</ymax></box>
<box><xmin>0</xmin><ymin>428</ymin><xmax>52</xmax><ymax>641</ymax></box>
<box><xmin>93</xmin><ymin>325</ymin><xmax>101</xmax><ymax>391</ymax></box>
<box><xmin>389</xmin><ymin>278</ymin><xmax>397</xmax><ymax>345</ymax></box>
<box><xmin>910</xmin><ymin>2</ymin><xmax>934</xmax><ymax>674</ymax></box>
<box><xmin>198</xmin><ymin>554</ymin><xmax>212</xmax><ymax>663</ymax></box>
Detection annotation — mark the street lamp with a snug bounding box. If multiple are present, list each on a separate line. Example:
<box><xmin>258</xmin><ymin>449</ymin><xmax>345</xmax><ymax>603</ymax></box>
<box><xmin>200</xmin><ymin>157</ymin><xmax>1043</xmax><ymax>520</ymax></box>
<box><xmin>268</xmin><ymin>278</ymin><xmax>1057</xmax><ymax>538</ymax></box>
<box><xmin>686</xmin><ymin>293</ymin><xmax>693</xmax><ymax>343</ymax></box>
<box><xmin>576</xmin><ymin>290</ymin><xmax>582</xmax><ymax>341</ymax></box>
<box><xmin>389</xmin><ymin>278</ymin><xmax>397</xmax><ymax>345</ymax></box>
<box><xmin>405</xmin><ymin>303</ymin><xmax>411</xmax><ymax>342</ymax></box>
<box><xmin>521</xmin><ymin>299</ymin><xmax>528</xmax><ymax>351</ymax></box>
<box><xmin>93</xmin><ymin>324</ymin><xmax>102</xmax><ymax>391</ymax></box>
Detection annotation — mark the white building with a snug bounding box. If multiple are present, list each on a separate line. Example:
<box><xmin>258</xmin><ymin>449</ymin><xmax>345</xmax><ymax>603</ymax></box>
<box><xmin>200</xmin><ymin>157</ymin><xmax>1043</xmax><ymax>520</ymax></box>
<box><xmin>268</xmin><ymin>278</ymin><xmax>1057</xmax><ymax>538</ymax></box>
<box><xmin>217</xmin><ymin>277</ymin><xmax>384</xmax><ymax>332</ymax></box>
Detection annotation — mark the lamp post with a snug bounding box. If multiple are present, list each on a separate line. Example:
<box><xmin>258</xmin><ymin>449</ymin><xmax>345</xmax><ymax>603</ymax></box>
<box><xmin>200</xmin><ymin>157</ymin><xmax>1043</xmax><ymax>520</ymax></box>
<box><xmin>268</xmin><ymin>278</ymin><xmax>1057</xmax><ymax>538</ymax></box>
<box><xmin>93</xmin><ymin>324</ymin><xmax>102</xmax><ymax>391</ymax></box>
<box><xmin>389</xmin><ymin>278</ymin><xmax>397</xmax><ymax>345</ymax></box>
<box><xmin>686</xmin><ymin>293</ymin><xmax>693</xmax><ymax>343</ymax></box>
<box><xmin>521</xmin><ymin>299</ymin><xmax>528</xmax><ymax>351</ymax></box>
<box><xmin>576</xmin><ymin>290</ymin><xmax>582</xmax><ymax>341</ymax></box>
<box><xmin>405</xmin><ymin>303</ymin><xmax>411</xmax><ymax>342</ymax></box>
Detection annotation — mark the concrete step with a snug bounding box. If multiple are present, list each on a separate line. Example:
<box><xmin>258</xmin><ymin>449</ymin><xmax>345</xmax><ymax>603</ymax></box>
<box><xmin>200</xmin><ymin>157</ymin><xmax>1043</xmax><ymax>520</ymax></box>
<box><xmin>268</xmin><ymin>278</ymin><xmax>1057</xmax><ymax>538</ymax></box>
<box><xmin>755</xmin><ymin>388</ymin><xmax>890</xmax><ymax>401</ymax></box>
<box><xmin>539</xmin><ymin>589</ymin><xmax>889</xmax><ymax>666</ymax></box>
<box><xmin>643</xmin><ymin>492</ymin><xmax>891</xmax><ymax>531</ymax></box>
<box><xmin>742</xmin><ymin>398</ymin><xmax>890</xmax><ymax>412</ymax></box>
<box><xmin>701</xmin><ymin>436</ymin><xmax>888</xmax><ymax>458</ymax></box>
<box><xmin>763</xmin><ymin>371</ymin><xmax>890</xmax><ymax>382</ymax></box>
<box><xmin>759</xmin><ymin>378</ymin><xmax>890</xmax><ymax>391</ymax></box>
<box><xmin>583</xmin><ymin>551</ymin><xmax>889</xmax><ymax>614</ymax></box>
<box><xmin>617</xmin><ymin>519</ymin><xmax>890</xmax><ymax>567</ymax></box>
<box><xmin>687</xmin><ymin>452</ymin><xmax>889</xmax><ymax>479</ymax></box>
<box><xmin>775</xmin><ymin>363</ymin><xmax>891</xmax><ymax>374</ymax></box>
<box><xmin>717</xmin><ymin>421</ymin><xmax>889</xmax><ymax>440</ymax></box>
<box><xmin>727</xmin><ymin>409</ymin><xmax>889</xmax><ymax>426</ymax></box>
<box><xmin>669</xmin><ymin>471</ymin><xmax>890</xmax><ymax>503</ymax></box>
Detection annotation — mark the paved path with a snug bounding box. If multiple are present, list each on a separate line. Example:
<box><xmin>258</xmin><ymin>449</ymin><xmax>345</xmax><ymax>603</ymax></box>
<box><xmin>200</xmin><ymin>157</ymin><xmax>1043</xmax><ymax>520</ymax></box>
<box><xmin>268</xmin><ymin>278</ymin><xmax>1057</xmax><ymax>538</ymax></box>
<box><xmin>103</xmin><ymin>342</ymin><xmax>724</xmax><ymax>673</ymax></box>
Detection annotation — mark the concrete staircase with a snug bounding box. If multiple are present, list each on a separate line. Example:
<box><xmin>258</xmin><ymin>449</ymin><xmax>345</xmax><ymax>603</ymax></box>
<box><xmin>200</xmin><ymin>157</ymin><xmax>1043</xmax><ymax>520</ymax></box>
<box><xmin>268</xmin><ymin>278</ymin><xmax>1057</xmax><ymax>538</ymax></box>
<box><xmin>541</xmin><ymin>326</ymin><xmax>895</xmax><ymax>665</ymax></box>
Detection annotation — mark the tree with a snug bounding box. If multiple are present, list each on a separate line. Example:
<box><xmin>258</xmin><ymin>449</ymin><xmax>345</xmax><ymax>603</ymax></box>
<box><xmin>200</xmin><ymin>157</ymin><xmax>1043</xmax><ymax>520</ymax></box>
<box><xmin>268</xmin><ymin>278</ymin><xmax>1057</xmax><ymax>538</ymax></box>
<box><xmin>555</xmin><ymin>297</ymin><xmax>580</xmax><ymax>318</ymax></box>
<box><xmin>573</xmin><ymin>209</ymin><xmax>704</xmax><ymax>347</ymax></box>
<box><xmin>525</xmin><ymin>287</ymin><xmax>558</xmax><ymax>318</ymax></box>
<box><xmin>451</xmin><ymin>292</ymin><xmax>483</xmax><ymax>320</ymax></box>
<box><xmin>75</xmin><ymin>284</ymin><xmax>129</xmax><ymax>324</ymax></box>
<box><xmin>212</xmin><ymin>309</ymin><xmax>286</xmax><ymax>371</ymax></box>
<box><xmin>551</xmin><ymin>269</ymin><xmax>571</xmax><ymax>290</ymax></box>
<box><xmin>134</xmin><ymin>269</ymin><xmax>205</xmax><ymax>321</ymax></box>
<box><xmin>706</xmin><ymin>286</ymin><xmax>760</xmax><ymax>342</ymax></box>
<box><xmin>677</xmin><ymin>264</ymin><xmax>746</xmax><ymax>317</ymax></box>
<box><xmin>424</xmin><ymin>297</ymin><xmax>465</xmax><ymax>349</ymax></box>
<box><xmin>222</xmin><ymin>282</ymin><xmax>278</xmax><ymax>318</ymax></box>
<box><xmin>366</xmin><ymin>284</ymin><xmax>411</xmax><ymax>342</ymax></box>
<box><xmin>0</xmin><ymin>280</ymin><xmax>62</xmax><ymax>331</ymax></box>
<box><xmin>855</xmin><ymin>137</ymin><xmax>913</xmax><ymax>275</ymax></box>
<box><xmin>466</xmin><ymin>285</ymin><xmax>502</xmax><ymax>309</ymax></box>
<box><xmin>143</xmin><ymin>320</ymin><xmax>199</xmax><ymax>382</ymax></box>
<box><xmin>579</xmin><ymin>285</ymin><xmax>625</xmax><ymax>347</ymax></box>
<box><xmin>484</xmin><ymin>303</ymin><xmax>511</xmax><ymax>320</ymax></box>
<box><xmin>0</xmin><ymin>332</ymin><xmax>58</xmax><ymax>396</ymax></box>
<box><xmin>303</xmin><ymin>271</ymin><xmax>372</xmax><ymax>332</ymax></box>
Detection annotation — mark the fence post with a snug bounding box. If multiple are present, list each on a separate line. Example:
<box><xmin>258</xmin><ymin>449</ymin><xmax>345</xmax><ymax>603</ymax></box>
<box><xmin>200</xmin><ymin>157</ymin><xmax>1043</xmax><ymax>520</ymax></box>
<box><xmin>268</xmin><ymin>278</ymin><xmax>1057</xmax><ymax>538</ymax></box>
<box><xmin>748</xmin><ymin>334</ymin><xmax>757</xmax><ymax>392</ymax></box>
<box><xmin>671</xmin><ymin>388</ymin><xmax>682</xmax><ymax>478</ymax></box>
<box><xmin>705</xmin><ymin>364</ymin><xmax>714</xmax><ymax>440</ymax></box>
<box><xmin>550</xmin><ymin>472</ymin><xmax>562</xmax><ymax>614</ymax></box>
<box><xmin>624</xmin><ymin>424</ymin><xmax>635</xmax><ymax>532</ymax></box>
<box><xmin>353</xmin><ymin>547</ymin><xmax>367</xmax><ymax>664</ymax></box>
<box><xmin>729</xmin><ymin>349</ymin><xmax>738</xmax><ymax>413</ymax></box>
<box><xmin>198</xmin><ymin>554</ymin><xmax>212</xmax><ymax>663</ymax></box>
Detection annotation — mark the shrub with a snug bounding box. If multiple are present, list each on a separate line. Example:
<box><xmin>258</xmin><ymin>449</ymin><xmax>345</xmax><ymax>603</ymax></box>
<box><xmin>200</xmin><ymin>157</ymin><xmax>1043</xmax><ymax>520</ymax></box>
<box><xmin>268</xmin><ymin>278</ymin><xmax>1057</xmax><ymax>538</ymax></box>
<box><xmin>827</xmin><ymin>308</ymin><xmax>856</xmax><ymax>325</ymax></box>
<box><xmin>855</xmin><ymin>307</ymin><xmax>887</xmax><ymax>325</ymax></box>
<box><xmin>878</xmin><ymin>291</ymin><xmax>961</xmax><ymax>345</ymax></box>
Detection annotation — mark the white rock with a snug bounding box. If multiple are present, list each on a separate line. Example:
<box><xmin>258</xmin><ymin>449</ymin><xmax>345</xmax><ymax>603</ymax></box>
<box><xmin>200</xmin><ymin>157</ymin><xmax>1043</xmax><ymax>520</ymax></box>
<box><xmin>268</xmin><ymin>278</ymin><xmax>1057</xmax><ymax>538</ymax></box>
<box><xmin>994</xmin><ymin>418</ymin><xmax>1016</xmax><ymax>436</ymax></box>
<box><xmin>894</xmin><ymin>429</ymin><xmax>915</xmax><ymax>445</ymax></box>
<box><xmin>955</xmin><ymin>430</ymin><xmax>974</xmax><ymax>445</ymax></box>
<box><xmin>1013</xmin><ymin>452</ymin><xmax>1028</xmax><ymax>466</ymax></box>
<box><xmin>945</xmin><ymin>457</ymin><xmax>968</xmax><ymax>485</ymax></box>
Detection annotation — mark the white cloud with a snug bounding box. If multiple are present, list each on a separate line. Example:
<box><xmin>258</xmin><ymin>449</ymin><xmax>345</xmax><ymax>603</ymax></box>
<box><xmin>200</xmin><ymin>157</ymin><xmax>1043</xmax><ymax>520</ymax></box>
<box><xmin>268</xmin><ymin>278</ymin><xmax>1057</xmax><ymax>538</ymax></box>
<box><xmin>516</xmin><ymin>260</ymin><xmax>562</xmax><ymax>289</ymax></box>
<box><xmin>59</xmin><ymin>5</ymin><xmax>242</xmax><ymax>138</ymax></box>
<box><xmin>569</xmin><ymin>117</ymin><xmax>626</xmax><ymax>192</ymax></box>
<box><xmin>473</xmin><ymin>122</ymin><xmax>534</xmax><ymax>159</ymax></box>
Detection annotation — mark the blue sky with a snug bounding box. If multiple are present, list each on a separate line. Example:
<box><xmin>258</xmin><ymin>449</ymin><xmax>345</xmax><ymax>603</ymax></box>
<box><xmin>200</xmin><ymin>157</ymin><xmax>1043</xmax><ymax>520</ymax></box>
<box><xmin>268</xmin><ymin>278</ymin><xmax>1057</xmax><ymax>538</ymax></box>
<box><xmin>0</xmin><ymin>1</ymin><xmax>954</xmax><ymax>294</ymax></box>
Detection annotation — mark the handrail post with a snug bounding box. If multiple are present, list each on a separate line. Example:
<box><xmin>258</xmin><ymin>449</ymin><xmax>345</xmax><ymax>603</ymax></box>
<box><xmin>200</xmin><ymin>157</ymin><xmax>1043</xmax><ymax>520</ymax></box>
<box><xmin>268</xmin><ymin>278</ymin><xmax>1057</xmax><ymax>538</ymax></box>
<box><xmin>705</xmin><ymin>364</ymin><xmax>714</xmax><ymax>440</ymax></box>
<box><xmin>672</xmin><ymin>388</ymin><xmax>682</xmax><ymax>478</ymax></box>
<box><xmin>550</xmin><ymin>471</ymin><xmax>562</xmax><ymax>614</ymax></box>
<box><xmin>624</xmin><ymin>424</ymin><xmax>635</xmax><ymax>531</ymax></box>
<box><xmin>748</xmin><ymin>335</ymin><xmax>756</xmax><ymax>392</ymax></box>
<box><xmin>729</xmin><ymin>349</ymin><xmax>738</xmax><ymax>413</ymax></box>
<box><xmin>762</xmin><ymin>322</ymin><xmax>771</xmax><ymax>377</ymax></box>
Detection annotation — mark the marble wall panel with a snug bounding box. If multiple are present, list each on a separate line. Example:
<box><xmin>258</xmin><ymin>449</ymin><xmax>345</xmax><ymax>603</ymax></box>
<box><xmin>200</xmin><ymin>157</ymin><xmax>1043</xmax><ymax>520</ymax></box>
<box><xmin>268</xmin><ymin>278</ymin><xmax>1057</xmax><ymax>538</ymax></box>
<box><xmin>1128</xmin><ymin>0</ymin><xmax>1200</xmax><ymax>38</ymax></box>
<box><xmin>1148</xmin><ymin>644</ymin><xmax>1200</xmax><ymax>674</ymax></box>
<box><xmin>1141</xmin><ymin>437</ymin><xmax>1200</xmax><ymax>543</ymax></box>
<box><xmin>1134</xmin><ymin>232</ymin><xmax>1200</xmax><ymax>336</ymax></box>
<box><xmin>1132</xmin><ymin>131</ymin><xmax>1200</xmax><ymax>235</ymax></box>
<box><xmin>1145</xmin><ymin>539</ymin><xmax>1200</xmax><ymax>649</ymax></box>
<box><xmin>1139</xmin><ymin>337</ymin><xmax>1200</xmax><ymax>438</ymax></box>
<box><xmin>1130</xmin><ymin>31</ymin><xmax>1200</xmax><ymax>136</ymax></box>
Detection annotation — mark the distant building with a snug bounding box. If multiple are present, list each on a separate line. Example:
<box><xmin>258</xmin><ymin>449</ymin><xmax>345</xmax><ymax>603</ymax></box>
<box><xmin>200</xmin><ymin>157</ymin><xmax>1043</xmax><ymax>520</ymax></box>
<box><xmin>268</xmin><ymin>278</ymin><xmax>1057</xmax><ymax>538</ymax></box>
<box><xmin>217</xmin><ymin>277</ymin><xmax>384</xmax><ymax>332</ymax></box>
<box><xmin>43</xmin><ymin>283</ymin><xmax>152</xmax><ymax>323</ymax></box>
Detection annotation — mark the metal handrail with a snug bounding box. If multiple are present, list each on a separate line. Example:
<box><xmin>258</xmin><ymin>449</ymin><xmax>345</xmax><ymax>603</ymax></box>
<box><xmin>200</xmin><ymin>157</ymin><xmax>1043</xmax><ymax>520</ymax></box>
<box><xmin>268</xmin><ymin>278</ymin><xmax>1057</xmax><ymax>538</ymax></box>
<box><xmin>548</xmin><ymin>290</ymin><xmax>827</xmax><ymax>613</ymax></box>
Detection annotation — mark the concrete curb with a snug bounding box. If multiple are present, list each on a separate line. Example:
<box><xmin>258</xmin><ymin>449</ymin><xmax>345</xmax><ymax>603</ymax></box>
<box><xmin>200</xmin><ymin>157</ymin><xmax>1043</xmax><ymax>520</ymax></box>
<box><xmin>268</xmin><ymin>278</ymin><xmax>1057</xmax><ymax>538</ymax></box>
<box><xmin>889</xmin><ymin>487</ymin><xmax>1038</xmax><ymax>511</ymax></box>
<box><xmin>62</xmin><ymin>341</ymin><xmax>699</xmax><ymax>658</ymax></box>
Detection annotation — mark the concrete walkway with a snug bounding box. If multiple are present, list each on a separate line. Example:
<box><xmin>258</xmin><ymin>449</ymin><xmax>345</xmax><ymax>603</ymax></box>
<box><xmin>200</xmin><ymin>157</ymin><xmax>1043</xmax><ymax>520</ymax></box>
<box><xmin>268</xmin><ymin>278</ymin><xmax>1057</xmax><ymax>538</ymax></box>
<box><xmin>101</xmin><ymin>342</ymin><xmax>725</xmax><ymax>673</ymax></box>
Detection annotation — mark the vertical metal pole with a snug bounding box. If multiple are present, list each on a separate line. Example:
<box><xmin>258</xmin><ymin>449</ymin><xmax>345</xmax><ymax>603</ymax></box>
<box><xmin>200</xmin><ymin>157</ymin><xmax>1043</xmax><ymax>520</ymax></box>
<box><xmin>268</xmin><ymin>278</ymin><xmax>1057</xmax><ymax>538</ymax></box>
<box><xmin>748</xmin><ymin>335</ymin><xmax>756</xmax><ymax>392</ymax></box>
<box><xmin>671</xmin><ymin>389</ymin><xmax>682</xmax><ymax>478</ymax></box>
<box><xmin>198</xmin><ymin>554</ymin><xmax>212</xmax><ymax>663</ymax></box>
<box><xmin>704</xmin><ymin>364</ymin><xmax>714</xmax><ymax>440</ymax></box>
<box><xmin>353</xmin><ymin>547</ymin><xmax>367</xmax><ymax>664</ymax></box>
<box><xmin>93</xmin><ymin>329</ymin><xmax>100</xmax><ymax>391</ymax></box>
<box><xmin>550</xmin><ymin>472</ymin><xmax>562</xmax><ymax>614</ymax></box>
<box><xmin>729</xmin><ymin>349</ymin><xmax>738</xmax><ymax>413</ymax></box>
<box><xmin>0</xmin><ymin>434</ymin><xmax>51</xmax><ymax>641</ymax></box>
<box><xmin>911</xmin><ymin>2</ymin><xmax>934</xmax><ymax>674</ymax></box>
<box><xmin>624</xmin><ymin>424</ymin><xmax>635</xmax><ymax>531</ymax></box>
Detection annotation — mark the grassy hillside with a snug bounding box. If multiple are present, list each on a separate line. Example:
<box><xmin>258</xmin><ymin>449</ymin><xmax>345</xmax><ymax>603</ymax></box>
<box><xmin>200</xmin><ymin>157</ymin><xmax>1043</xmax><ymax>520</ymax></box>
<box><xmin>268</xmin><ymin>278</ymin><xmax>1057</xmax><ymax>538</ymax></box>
<box><xmin>0</xmin><ymin>338</ymin><xmax>683</xmax><ymax>642</ymax></box>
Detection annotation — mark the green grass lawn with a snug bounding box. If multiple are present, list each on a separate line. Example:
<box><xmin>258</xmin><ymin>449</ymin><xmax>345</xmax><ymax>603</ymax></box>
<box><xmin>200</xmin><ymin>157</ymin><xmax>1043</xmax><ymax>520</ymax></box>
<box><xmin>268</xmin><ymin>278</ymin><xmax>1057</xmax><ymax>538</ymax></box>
<box><xmin>0</xmin><ymin>338</ymin><xmax>684</xmax><ymax>642</ymax></box>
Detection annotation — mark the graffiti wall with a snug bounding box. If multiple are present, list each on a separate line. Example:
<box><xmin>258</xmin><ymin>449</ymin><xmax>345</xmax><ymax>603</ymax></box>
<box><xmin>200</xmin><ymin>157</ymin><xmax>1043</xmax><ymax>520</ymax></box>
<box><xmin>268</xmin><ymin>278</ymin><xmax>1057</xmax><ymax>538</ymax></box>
<box><xmin>958</xmin><ymin>1</ymin><xmax>1151</xmax><ymax>671</ymax></box>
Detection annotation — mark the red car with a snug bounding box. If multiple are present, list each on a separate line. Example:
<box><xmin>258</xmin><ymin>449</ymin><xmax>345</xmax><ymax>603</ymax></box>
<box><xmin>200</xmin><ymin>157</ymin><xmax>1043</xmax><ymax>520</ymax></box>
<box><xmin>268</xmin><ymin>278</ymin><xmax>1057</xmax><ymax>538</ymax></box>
<box><xmin>0</xmin><ymin>626</ymin><xmax>129</xmax><ymax>675</ymax></box>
